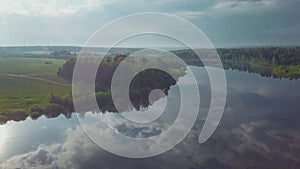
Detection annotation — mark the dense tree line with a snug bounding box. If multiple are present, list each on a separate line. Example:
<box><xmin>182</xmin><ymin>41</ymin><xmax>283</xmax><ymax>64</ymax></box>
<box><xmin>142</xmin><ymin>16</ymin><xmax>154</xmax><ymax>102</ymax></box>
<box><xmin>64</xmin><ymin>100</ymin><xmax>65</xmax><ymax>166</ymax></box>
<box><xmin>57</xmin><ymin>54</ymin><xmax>186</xmax><ymax>112</ymax></box>
<box><xmin>0</xmin><ymin>46</ymin><xmax>139</xmax><ymax>59</ymax></box>
<box><xmin>217</xmin><ymin>47</ymin><xmax>300</xmax><ymax>66</ymax></box>
<box><xmin>173</xmin><ymin>47</ymin><xmax>300</xmax><ymax>66</ymax></box>
<box><xmin>29</xmin><ymin>93</ymin><xmax>74</xmax><ymax>119</ymax></box>
<box><xmin>173</xmin><ymin>47</ymin><xmax>300</xmax><ymax>79</ymax></box>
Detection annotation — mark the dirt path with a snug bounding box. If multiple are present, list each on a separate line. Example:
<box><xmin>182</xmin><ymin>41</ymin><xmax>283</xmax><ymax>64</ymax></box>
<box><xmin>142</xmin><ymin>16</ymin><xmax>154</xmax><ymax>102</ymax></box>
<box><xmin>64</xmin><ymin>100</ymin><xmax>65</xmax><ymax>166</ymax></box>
<box><xmin>0</xmin><ymin>73</ymin><xmax>71</xmax><ymax>86</ymax></box>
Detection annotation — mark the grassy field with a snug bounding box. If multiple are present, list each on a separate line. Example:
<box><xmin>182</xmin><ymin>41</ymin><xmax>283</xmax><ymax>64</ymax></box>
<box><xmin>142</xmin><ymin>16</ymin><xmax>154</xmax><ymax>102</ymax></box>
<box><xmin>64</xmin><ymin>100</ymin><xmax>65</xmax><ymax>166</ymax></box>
<box><xmin>0</xmin><ymin>57</ymin><xmax>71</xmax><ymax>114</ymax></box>
<box><xmin>0</xmin><ymin>57</ymin><xmax>69</xmax><ymax>83</ymax></box>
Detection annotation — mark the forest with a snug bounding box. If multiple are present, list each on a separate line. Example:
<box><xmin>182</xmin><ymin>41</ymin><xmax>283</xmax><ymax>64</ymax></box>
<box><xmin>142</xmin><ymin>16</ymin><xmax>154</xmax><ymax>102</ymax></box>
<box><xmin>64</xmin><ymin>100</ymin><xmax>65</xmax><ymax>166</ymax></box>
<box><xmin>174</xmin><ymin>47</ymin><xmax>300</xmax><ymax>79</ymax></box>
<box><xmin>57</xmin><ymin>54</ymin><xmax>186</xmax><ymax>112</ymax></box>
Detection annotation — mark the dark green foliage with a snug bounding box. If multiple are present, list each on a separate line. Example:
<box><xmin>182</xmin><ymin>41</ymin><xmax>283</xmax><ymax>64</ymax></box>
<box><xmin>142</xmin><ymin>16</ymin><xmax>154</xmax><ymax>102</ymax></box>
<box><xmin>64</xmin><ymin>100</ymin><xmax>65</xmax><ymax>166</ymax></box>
<box><xmin>174</xmin><ymin>47</ymin><xmax>300</xmax><ymax>79</ymax></box>
<box><xmin>58</xmin><ymin>55</ymin><xmax>186</xmax><ymax>112</ymax></box>
<box><xmin>216</xmin><ymin>47</ymin><xmax>300</xmax><ymax>65</ymax></box>
<box><xmin>27</xmin><ymin>93</ymin><xmax>74</xmax><ymax>120</ymax></box>
<box><xmin>174</xmin><ymin>47</ymin><xmax>300</xmax><ymax>67</ymax></box>
<box><xmin>129</xmin><ymin>69</ymin><xmax>176</xmax><ymax>110</ymax></box>
<box><xmin>57</xmin><ymin>58</ymin><xmax>76</xmax><ymax>81</ymax></box>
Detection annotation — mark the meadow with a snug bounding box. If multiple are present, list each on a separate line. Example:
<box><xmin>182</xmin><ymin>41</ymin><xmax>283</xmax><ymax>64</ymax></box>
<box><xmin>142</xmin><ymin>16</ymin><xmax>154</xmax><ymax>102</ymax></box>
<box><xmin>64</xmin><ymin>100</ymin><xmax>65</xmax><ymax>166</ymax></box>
<box><xmin>0</xmin><ymin>57</ymin><xmax>71</xmax><ymax>116</ymax></box>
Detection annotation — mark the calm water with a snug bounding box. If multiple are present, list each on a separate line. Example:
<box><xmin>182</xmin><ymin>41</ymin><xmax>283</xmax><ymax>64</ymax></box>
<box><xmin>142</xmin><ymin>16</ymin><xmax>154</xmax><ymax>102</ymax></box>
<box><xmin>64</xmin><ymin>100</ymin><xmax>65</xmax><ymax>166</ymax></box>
<box><xmin>1</xmin><ymin>67</ymin><xmax>300</xmax><ymax>169</ymax></box>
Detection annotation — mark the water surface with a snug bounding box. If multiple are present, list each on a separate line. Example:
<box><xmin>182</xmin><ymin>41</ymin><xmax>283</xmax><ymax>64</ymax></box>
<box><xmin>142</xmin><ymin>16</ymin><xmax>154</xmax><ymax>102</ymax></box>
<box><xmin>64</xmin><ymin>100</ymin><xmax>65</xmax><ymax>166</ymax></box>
<box><xmin>1</xmin><ymin>67</ymin><xmax>300</xmax><ymax>169</ymax></box>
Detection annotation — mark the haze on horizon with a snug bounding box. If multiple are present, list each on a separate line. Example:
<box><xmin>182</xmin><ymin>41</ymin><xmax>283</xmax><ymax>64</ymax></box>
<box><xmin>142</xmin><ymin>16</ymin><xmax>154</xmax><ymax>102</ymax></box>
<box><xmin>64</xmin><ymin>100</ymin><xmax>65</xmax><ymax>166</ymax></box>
<box><xmin>0</xmin><ymin>0</ymin><xmax>299</xmax><ymax>48</ymax></box>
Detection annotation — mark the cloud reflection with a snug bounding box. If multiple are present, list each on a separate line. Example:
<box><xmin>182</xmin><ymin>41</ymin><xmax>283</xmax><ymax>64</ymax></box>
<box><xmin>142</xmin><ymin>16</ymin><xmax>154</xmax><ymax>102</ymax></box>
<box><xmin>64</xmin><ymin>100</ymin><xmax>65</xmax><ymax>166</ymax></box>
<box><xmin>2</xmin><ymin>68</ymin><xmax>300</xmax><ymax>169</ymax></box>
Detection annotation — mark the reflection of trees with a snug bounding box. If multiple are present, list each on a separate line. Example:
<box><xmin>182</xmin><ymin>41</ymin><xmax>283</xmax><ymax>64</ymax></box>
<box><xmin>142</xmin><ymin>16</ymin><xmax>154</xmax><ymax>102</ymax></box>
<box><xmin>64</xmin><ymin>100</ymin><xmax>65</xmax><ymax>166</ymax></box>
<box><xmin>223</xmin><ymin>61</ymin><xmax>273</xmax><ymax>78</ymax></box>
<box><xmin>223</xmin><ymin>61</ymin><xmax>300</xmax><ymax>80</ymax></box>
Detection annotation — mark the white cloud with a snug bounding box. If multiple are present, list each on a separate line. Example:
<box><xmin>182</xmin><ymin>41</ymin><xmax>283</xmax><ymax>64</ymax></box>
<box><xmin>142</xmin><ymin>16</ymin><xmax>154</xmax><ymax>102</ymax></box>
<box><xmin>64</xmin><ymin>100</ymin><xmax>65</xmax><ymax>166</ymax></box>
<box><xmin>1</xmin><ymin>144</ymin><xmax>61</xmax><ymax>169</ymax></box>
<box><xmin>174</xmin><ymin>11</ymin><xmax>206</xmax><ymax>19</ymax></box>
<box><xmin>213</xmin><ymin>0</ymin><xmax>276</xmax><ymax>11</ymax></box>
<box><xmin>0</xmin><ymin>0</ymin><xmax>115</xmax><ymax>16</ymax></box>
<box><xmin>0</xmin><ymin>113</ymin><xmax>196</xmax><ymax>168</ymax></box>
<box><xmin>1</xmin><ymin>127</ymin><xmax>101</xmax><ymax>169</ymax></box>
<box><xmin>2</xmin><ymin>116</ymin><xmax>300</xmax><ymax>169</ymax></box>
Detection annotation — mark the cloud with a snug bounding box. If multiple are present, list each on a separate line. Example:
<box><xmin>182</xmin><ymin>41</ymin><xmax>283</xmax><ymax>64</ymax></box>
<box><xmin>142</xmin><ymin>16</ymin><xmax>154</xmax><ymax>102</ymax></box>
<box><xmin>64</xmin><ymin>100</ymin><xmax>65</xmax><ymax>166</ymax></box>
<box><xmin>1</xmin><ymin>126</ymin><xmax>102</xmax><ymax>169</ymax></box>
<box><xmin>266</xmin><ymin>25</ymin><xmax>300</xmax><ymax>35</ymax></box>
<box><xmin>2</xmin><ymin>115</ymin><xmax>300</xmax><ymax>169</ymax></box>
<box><xmin>213</xmin><ymin>0</ymin><xmax>275</xmax><ymax>10</ymax></box>
<box><xmin>1</xmin><ymin>144</ymin><xmax>61</xmax><ymax>169</ymax></box>
<box><xmin>0</xmin><ymin>121</ymin><xmax>205</xmax><ymax>169</ymax></box>
<box><xmin>174</xmin><ymin>11</ymin><xmax>206</xmax><ymax>19</ymax></box>
<box><xmin>0</xmin><ymin>0</ymin><xmax>114</xmax><ymax>16</ymax></box>
<box><xmin>0</xmin><ymin>0</ymin><xmax>298</xmax><ymax>46</ymax></box>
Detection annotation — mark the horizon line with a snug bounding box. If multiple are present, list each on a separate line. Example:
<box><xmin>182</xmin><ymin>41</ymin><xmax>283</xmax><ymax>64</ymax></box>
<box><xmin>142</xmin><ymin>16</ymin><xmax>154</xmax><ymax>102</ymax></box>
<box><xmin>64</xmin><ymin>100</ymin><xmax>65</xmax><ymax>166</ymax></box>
<box><xmin>0</xmin><ymin>44</ymin><xmax>299</xmax><ymax>49</ymax></box>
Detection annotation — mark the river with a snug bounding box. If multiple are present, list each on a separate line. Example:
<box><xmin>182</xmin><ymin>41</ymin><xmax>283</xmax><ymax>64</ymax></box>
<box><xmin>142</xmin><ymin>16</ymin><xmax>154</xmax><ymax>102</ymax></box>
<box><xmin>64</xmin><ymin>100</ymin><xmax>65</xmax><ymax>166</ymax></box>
<box><xmin>0</xmin><ymin>66</ymin><xmax>300</xmax><ymax>169</ymax></box>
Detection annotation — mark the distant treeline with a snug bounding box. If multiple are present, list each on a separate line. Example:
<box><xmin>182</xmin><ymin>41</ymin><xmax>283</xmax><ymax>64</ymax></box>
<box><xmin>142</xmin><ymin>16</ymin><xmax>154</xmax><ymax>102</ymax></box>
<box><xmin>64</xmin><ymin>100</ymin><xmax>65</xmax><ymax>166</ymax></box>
<box><xmin>173</xmin><ymin>47</ymin><xmax>300</xmax><ymax>66</ymax></box>
<box><xmin>2</xmin><ymin>46</ymin><xmax>299</xmax><ymax>66</ymax></box>
<box><xmin>0</xmin><ymin>46</ymin><xmax>140</xmax><ymax>59</ymax></box>
<box><xmin>1</xmin><ymin>46</ymin><xmax>300</xmax><ymax>79</ymax></box>
<box><xmin>173</xmin><ymin>47</ymin><xmax>300</xmax><ymax>79</ymax></box>
<box><xmin>0</xmin><ymin>46</ymin><xmax>82</xmax><ymax>53</ymax></box>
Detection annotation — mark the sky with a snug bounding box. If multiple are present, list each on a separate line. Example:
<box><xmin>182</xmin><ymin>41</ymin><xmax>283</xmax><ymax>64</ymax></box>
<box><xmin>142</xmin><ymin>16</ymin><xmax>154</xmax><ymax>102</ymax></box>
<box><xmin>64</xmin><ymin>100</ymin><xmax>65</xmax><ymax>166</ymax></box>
<box><xmin>0</xmin><ymin>0</ymin><xmax>299</xmax><ymax>47</ymax></box>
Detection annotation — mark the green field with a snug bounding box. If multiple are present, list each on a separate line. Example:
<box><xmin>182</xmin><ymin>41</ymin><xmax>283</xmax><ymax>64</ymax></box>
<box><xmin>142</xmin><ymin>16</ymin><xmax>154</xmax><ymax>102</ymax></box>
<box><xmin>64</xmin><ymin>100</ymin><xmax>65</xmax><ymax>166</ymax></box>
<box><xmin>0</xmin><ymin>57</ymin><xmax>69</xmax><ymax>82</ymax></box>
<box><xmin>0</xmin><ymin>57</ymin><xmax>71</xmax><ymax>115</ymax></box>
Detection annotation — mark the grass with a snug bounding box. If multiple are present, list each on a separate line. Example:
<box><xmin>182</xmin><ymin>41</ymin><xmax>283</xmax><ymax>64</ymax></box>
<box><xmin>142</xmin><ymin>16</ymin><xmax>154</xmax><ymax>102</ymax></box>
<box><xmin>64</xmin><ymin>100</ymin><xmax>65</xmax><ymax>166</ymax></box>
<box><xmin>0</xmin><ymin>57</ymin><xmax>65</xmax><ymax>75</ymax></box>
<box><xmin>0</xmin><ymin>57</ymin><xmax>71</xmax><ymax>115</ymax></box>
<box><xmin>273</xmin><ymin>65</ymin><xmax>300</xmax><ymax>79</ymax></box>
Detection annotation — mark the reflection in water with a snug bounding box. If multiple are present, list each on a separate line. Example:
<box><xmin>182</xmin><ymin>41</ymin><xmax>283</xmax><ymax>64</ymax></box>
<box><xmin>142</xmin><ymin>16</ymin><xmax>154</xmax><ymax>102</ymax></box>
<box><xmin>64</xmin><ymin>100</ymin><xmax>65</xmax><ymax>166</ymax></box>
<box><xmin>223</xmin><ymin>61</ymin><xmax>273</xmax><ymax>78</ymax></box>
<box><xmin>0</xmin><ymin>67</ymin><xmax>300</xmax><ymax>168</ymax></box>
<box><xmin>0</xmin><ymin>128</ymin><xmax>7</xmax><ymax>158</ymax></box>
